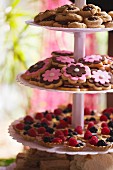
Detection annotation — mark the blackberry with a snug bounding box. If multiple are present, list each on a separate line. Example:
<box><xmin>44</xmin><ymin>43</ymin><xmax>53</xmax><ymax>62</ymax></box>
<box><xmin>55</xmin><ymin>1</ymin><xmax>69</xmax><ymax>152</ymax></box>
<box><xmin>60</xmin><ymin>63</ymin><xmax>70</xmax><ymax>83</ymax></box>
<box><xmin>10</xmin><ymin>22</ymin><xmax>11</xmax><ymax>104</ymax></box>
<box><xmin>97</xmin><ymin>140</ymin><xmax>107</xmax><ymax>146</ymax></box>
<box><xmin>110</xmin><ymin>129</ymin><xmax>113</xmax><ymax>136</ymax></box>
<box><xmin>63</xmin><ymin>108</ymin><xmax>71</xmax><ymax>114</ymax></box>
<box><xmin>24</xmin><ymin>125</ymin><xmax>31</xmax><ymax>131</ymax></box>
<box><xmin>89</xmin><ymin>117</ymin><xmax>96</xmax><ymax>121</ymax></box>
<box><xmin>91</xmin><ymin>110</ymin><xmax>95</xmax><ymax>115</ymax></box>
<box><xmin>76</xmin><ymin>143</ymin><xmax>84</xmax><ymax>147</ymax></box>
<box><xmin>108</xmin><ymin>121</ymin><xmax>113</xmax><ymax>128</ymax></box>
<box><xmin>41</xmin><ymin>122</ymin><xmax>48</xmax><ymax>128</ymax></box>
<box><xmin>43</xmin><ymin>136</ymin><xmax>52</xmax><ymax>143</ymax></box>
<box><xmin>55</xmin><ymin>116</ymin><xmax>60</xmax><ymax>121</ymax></box>
<box><xmin>106</xmin><ymin>136</ymin><xmax>113</xmax><ymax>142</ymax></box>
<box><xmin>33</xmin><ymin>123</ymin><xmax>41</xmax><ymax>128</ymax></box>
<box><xmin>89</xmin><ymin>126</ymin><xmax>97</xmax><ymax>133</ymax></box>
<box><xmin>103</xmin><ymin>113</ymin><xmax>110</xmax><ymax>119</ymax></box>
<box><xmin>46</xmin><ymin>127</ymin><xmax>54</xmax><ymax>134</ymax></box>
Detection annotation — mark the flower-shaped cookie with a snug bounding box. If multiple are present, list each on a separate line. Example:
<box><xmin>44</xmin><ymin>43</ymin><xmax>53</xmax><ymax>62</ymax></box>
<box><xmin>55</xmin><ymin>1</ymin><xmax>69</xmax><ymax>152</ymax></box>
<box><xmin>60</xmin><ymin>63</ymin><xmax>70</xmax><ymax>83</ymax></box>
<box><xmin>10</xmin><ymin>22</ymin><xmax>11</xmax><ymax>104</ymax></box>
<box><xmin>22</xmin><ymin>58</ymin><xmax>51</xmax><ymax>80</ymax></box>
<box><xmin>88</xmin><ymin>70</ymin><xmax>111</xmax><ymax>90</ymax></box>
<box><xmin>52</xmin><ymin>56</ymin><xmax>75</xmax><ymax>67</ymax></box>
<box><xmin>51</xmin><ymin>50</ymin><xmax>73</xmax><ymax>57</ymax></box>
<box><xmin>39</xmin><ymin>68</ymin><xmax>62</xmax><ymax>88</ymax></box>
<box><xmin>79</xmin><ymin>55</ymin><xmax>106</xmax><ymax>68</ymax></box>
<box><xmin>62</xmin><ymin>63</ymin><xmax>91</xmax><ymax>84</ymax></box>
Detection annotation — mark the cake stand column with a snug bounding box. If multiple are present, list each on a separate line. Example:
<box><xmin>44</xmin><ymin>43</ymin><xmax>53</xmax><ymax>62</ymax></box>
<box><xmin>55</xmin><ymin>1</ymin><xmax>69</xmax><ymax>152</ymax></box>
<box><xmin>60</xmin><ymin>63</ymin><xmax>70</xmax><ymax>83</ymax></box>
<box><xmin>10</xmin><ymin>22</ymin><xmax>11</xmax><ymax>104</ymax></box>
<box><xmin>72</xmin><ymin>32</ymin><xmax>86</xmax><ymax>128</ymax></box>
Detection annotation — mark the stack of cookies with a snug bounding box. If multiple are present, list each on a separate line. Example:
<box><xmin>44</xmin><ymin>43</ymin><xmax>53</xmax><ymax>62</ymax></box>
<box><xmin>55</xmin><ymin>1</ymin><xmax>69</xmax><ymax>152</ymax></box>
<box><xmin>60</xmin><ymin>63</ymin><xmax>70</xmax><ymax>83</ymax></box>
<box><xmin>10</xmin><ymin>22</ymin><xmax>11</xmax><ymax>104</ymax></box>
<box><xmin>34</xmin><ymin>4</ymin><xmax>113</xmax><ymax>28</ymax></box>
<box><xmin>21</xmin><ymin>50</ymin><xmax>113</xmax><ymax>91</ymax></box>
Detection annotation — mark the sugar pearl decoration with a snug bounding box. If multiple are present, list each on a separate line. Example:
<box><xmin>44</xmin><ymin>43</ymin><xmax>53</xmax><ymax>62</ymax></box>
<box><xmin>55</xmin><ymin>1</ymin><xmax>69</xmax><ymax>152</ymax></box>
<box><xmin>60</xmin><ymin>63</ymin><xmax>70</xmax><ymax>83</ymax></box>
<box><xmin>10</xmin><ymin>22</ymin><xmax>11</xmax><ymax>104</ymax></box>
<box><xmin>74</xmin><ymin>68</ymin><xmax>80</xmax><ymax>72</ymax></box>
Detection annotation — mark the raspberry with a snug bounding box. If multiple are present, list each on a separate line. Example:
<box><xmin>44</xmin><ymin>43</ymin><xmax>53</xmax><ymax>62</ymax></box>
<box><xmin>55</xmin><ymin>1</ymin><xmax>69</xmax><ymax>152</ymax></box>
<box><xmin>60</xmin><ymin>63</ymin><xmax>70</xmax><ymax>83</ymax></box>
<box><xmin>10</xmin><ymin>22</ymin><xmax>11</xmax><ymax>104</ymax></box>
<box><xmin>74</xmin><ymin>126</ymin><xmax>83</xmax><ymax>134</ymax></box>
<box><xmin>28</xmin><ymin>128</ymin><xmax>37</xmax><ymax>137</ymax></box>
<box><xmin>54</xmin><ymin>108</ymin><xmax>62</xmax><ymax>115</ymax></box>
<box><xmin>55</xmin><ymin>130</ymin><xmax>64</xmax><ymax>137</ymax></box>
<box><xmin>35</xmin><ymin>113</ymin><xmax>43</xmax><ymax>120</ymax></box>
<box><xmin>67</xmin><ymin>103</ymin><xmax>72</xmax><ymax>111</ymax></box>
<box><xmin>84</xmin><ymin>130</ymin><xmax>92</xmax><ymax>140</ymax></box>
<box><xmin>84</xmin><ymin>107</ymin><xmax>90</xmax><ymax>115</ymax></box>
<box><xmin>59</xmin><ymin>135</ymin><xmax>66</xmax><ymax>142</ymax></box>
<box><xmin>15</xmin><ymin>123</ymin><xmax>24</xmax><ymax>130</ymax></box>
<box><xmin>37</xmin><ymin>127</ymin><xmax>46</xmax><ymax>134</ymax></box>
<box><xmin>52</xmin><ymin>137</ymin><xmax>62</xmax><ymax>143</ymax></box>
<box><xmin>66</xmin><ymin>116</ymin><xmax>72</xmax><ymax>124</ymax></box>
<box><xmin>102</xmin><ymin>107</ymin><xmax>113</xmax><ymax>114</ymax></box>
<box><xmin>100</xmin><ymin>115</ymin><xmax>108</xmax><ymax>122</ymax></box>
<box><xmin>63</xmin><ymin>129</ymin><xmax>69</xmax><ymax>136</ymax></box>
<box><xmin>43</xmin><ymin>132</ymin><xmax>50</xmax><ymax>138</ymax></box>
<box><xmin>45</xmin><ymin>113</ymin><xmax>52</xmax><ymax>121</ymax></box>
<box><xmin>87</xmin><ymin>122</ymin><xmax>94</xmax><ymax>129</ymax></box>
<box><xmin>56</xmin><ymin>120</ymin><xmax>68</xmax><ymax>129</ymax></box>
<box><xmin>101</xmin><ymin>127</ymin><xmax>110</xmax><ymax>135</ymax></box>
<box><xmin>68</xmin><ymin>137</ymin><xmax>78</xmax><ymax>146</ymax></box>
<box><xmin>41</xmin><ymin>118</ymin><xmax>49</xmax><ymax>125</ymax></box>
<box><xmin>89</xmin><ymin>136</ymin><xmax>98</xmax><ymax>146</ymax></box>
<box><xmin>24</xmin><ymin>115</ymin><xmax>34</xmax><ymax>124</ymax></box>
<box><xmin>101</xmin><ymin>122</ymin><xmax>108</xmax><ymax>128</ymax></box>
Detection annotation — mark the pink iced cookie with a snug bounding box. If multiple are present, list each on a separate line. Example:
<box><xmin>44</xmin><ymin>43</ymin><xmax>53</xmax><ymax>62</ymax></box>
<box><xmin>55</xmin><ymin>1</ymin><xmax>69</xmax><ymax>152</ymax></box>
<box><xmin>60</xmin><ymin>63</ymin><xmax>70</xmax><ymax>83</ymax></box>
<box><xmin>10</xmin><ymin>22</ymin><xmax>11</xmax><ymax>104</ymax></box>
<box><xmin>51</xmin><ymin>50</ymin><xmax>74</xmax><ymax>57</ymax></box>
<box><xmin>79</xmin><ymin>54</ymin><xmax>107</xmax><ymax>68</ymax></box>
<box><xmin>88</xmin><ymin>69</ymin><xmax>111</xmax><ymax>90</ymax></box>
<box><xmin>52</xmin><ymin>55</ymin><xmax>75</xmax><ymax>67</ymax></box>
<box><xmin>22</xmin><ymin>58</ymin><xmax>51</xmax><ymax>80</ymax></box>
<box><xmin>62</xmin><ymin>63</ymin><xmax>91</xmax><ymax>84</ymax></box>
<box><xmin>39</xmin><ymin>67</ymin><xmax>63</xmax><ymax>88</ymax></box>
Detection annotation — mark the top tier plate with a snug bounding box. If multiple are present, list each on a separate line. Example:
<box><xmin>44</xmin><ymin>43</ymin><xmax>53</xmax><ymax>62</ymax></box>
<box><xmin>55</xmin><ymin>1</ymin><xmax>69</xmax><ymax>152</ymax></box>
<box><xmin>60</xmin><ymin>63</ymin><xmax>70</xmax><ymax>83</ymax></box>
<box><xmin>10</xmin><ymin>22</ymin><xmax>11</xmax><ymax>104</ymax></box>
<box><xmin>26</xmin><ymin>20</ymin><xmax>113</xmax><ymax>33</ymax></box>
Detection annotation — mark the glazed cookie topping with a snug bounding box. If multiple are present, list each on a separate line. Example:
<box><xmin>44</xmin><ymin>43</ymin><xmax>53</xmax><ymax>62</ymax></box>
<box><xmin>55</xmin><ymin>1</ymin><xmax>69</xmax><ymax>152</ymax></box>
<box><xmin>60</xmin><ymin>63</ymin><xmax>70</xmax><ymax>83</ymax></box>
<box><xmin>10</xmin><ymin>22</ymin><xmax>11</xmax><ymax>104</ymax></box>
<box><xmin>62</xmin><ymin>63</ymin><xmax>91</xmax><ymax>83</ymax></box>
<box><xmin>56</xmin><ymin>56</ymin><xmax>74</xmax><ymax>63</ymax></box>
<box><xmin>22</xmin><ymin>58</ymin><xmax>51</xmax><ymax>80</ymax></box>
<box><xmin>91</xmin><ymin>70</ymin><xmax>111</xmax><ymax>84</ymax></box>
<box><xmin>52</xmin><ymin>56</ymin><xmax>75</xmax><ymax>67</ymax></box>
<box><xmin>42</xmin><ymin>68</ymin><xmax>61</xmax><ymax>82</ymax></box>
<box><xmin>51</xmin><ymin>50</ymin><xmax>73</xmax><ymax>56</ymax></box>
<box><xmin>84</xmin><ymin>55</ymin><xmax>102</xmax><ymax>62</ymax></box>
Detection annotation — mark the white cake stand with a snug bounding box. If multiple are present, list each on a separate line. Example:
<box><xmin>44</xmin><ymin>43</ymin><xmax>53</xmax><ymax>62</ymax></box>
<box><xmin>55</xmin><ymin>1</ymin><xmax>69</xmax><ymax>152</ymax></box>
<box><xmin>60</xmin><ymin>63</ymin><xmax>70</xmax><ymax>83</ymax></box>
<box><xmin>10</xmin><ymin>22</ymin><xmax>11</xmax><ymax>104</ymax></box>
<box><xmin>12</xmin><ymin>0</ymin><xmax>113</xmax><ymax>155</ymax></box>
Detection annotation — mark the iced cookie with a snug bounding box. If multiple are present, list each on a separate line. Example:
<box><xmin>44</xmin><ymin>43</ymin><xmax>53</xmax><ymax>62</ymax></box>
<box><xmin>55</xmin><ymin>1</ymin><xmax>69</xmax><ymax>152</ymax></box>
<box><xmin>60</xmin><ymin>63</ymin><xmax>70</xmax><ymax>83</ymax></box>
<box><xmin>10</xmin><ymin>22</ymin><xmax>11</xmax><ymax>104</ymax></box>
<box><xmin>109</xmin><ymin>64</ymin><xmax>113</xmax><ymax>73</ymax></box>
<box><xmin>62</xmin><ymin>63</ymin><xmax>91</xmax><ymax>84</ymax></box>
<box><xmin>104</xmin><ymin>21</ymin><xmax>113</xmax><ymax>28</ymax></box>
<box><xmin>95</xmin><ymin>12</ymin><xmax>112</xmax><ymax>23</ymax></box>
<box><xmin>53</xmin><ymin>21</ymin><xmax>69</xmax><ymax>28</ymax></box>
<box><xmin>87</xmin><ymin>69</ymin><xmax>111</xmax><ymax>90</ymax></box>
<box><xmin>55</xmin><ymin>13</ymin><xmax>83</xmax><ymax>22</ymax></box>
<box><xmin>39</xmin><ymin>67</ymin><xmax>62</xmax><ymax>88</ymax></box>
<box><xmin>78</xmin><ymin>4</ymin><xmax>101</xmax><ymax>18</ymax></box>
<box><xmin>68</xmin><ymin>22</ymin><xmax>87</xmax><ymax>28</ymax></box>
<box><xmin>22</xmin><ymin>58</ymin><xmax>51</xmax><ymax>80</ymax></box>
<box><xmin>52</xmin><ymin>56</ymin><xmax>75</xmax><ymax>67</ymax></box>
<box><xmin>108</xmin><ymin>11</ymin><xmax>113</xmax><ymax>19</ymax></box>
<box><xmin>79</xmin><ymin>55</ymin><xmax>107</xmax><ymax>68</ymax></box>
<box><xmin>84</xmin><ymin>16</ymin><xmax>103</xmax><ymax>28</ymax></box>
<box><xmin>51</xmin><ymin>50</ymin><xmax>74</xmax><ymax>57</ymax></box>
<box><xmin>56</xmin><ymin>4</ymin><xmax>80</xmax><ymax>14</ymax></box>
<box><xmin>39</xmin><ymin>10</ymin><xmax>56</xmax><ymax>22</ymax></box>
<box><xmin>58</xmin><ymin>80</ymin><xmax>81</xmax><ymax>91</ymax></box>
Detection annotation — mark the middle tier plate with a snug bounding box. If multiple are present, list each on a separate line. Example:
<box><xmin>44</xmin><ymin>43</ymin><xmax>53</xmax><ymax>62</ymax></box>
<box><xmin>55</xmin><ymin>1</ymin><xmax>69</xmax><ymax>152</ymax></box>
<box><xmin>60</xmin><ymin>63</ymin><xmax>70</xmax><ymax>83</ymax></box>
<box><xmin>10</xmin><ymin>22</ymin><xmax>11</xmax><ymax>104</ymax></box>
<box><xmin>26</xmin><ymin>20</ymin><xmax>113</xmax><ymax>33</ymax></box>
<box><xmin>17</xmin><ymin>73</ymin><xmax>113</xmax><ymax>94</ymax></box>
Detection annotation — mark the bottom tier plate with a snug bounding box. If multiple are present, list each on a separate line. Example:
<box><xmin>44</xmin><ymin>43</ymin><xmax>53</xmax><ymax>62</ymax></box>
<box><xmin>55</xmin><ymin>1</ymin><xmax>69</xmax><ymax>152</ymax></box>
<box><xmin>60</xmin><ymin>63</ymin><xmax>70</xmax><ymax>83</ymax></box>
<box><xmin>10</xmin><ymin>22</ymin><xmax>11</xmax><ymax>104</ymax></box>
<box><xmin>9</xmin><ymin>119</ymin><xmax>113</xmax><ymax>155</ymax></box>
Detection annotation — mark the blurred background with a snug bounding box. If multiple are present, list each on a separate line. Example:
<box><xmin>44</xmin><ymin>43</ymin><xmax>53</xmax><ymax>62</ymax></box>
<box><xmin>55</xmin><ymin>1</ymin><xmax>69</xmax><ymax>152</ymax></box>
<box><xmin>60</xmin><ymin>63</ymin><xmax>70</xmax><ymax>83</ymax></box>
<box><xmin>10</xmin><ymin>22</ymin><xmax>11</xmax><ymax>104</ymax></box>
<box><xmin>0</xmin><ymin>0</ymin><xmax>108</xmax><ymax>165</ymax></box>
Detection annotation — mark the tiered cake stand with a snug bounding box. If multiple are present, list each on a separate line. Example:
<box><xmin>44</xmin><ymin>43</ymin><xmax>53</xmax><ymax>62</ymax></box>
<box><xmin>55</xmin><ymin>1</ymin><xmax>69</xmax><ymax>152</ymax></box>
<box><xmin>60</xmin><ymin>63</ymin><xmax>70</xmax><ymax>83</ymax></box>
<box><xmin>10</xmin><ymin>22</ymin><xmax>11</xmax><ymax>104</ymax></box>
<box><xmin>9</xmin><ymin>0</ymin><xmax>113</xmax><ymax>155</ymax></box>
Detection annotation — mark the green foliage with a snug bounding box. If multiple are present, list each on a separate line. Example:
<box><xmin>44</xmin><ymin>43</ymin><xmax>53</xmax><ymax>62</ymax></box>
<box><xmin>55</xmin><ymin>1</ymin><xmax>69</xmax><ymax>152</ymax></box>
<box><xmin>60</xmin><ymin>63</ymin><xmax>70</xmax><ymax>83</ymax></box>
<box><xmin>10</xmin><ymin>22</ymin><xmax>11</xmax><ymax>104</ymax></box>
<box><xmin>0</xmin><ymin>158</ymin><xmax>15</xmax><ymax>166</ymax></box>
<box><xmin>0</xmin><ymin>0</ymin><xmax>41</xmax><ymax>83</ymax></box>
